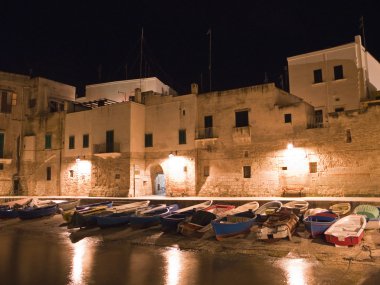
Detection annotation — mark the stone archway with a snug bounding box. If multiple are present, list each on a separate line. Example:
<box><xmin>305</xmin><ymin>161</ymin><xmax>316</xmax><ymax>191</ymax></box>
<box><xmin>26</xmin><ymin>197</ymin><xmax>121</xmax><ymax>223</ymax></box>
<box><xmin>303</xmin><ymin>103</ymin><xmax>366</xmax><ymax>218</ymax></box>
<box><xmin>150</xmin><ymin>164</ymin><xmax>166</xmax><ymax>196</ymax></box>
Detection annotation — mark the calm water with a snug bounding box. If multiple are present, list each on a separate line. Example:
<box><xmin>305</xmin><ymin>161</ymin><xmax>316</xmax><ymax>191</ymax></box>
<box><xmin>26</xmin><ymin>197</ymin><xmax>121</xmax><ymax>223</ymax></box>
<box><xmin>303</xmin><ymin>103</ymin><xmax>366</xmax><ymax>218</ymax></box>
<box><xmin>1</xmin><ymin>225</ymin><xmax>379</xmax><ymax>285</ymax></box>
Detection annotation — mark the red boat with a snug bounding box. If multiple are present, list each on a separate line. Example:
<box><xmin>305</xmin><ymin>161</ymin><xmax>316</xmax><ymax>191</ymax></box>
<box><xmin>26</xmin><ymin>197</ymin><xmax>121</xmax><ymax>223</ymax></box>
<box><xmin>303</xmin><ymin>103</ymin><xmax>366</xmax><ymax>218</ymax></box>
<box><xmin>324</xmin><ymin>214</ymin><xmax>366</xmax><ymax>247</ymax></box>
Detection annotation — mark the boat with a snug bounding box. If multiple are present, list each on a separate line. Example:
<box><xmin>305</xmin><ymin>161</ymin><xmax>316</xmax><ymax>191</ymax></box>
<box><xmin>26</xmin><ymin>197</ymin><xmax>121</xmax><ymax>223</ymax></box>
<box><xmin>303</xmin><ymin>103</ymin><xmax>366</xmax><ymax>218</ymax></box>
<box><xmin>324</xmin><ymin>214</ymin><xmax>367</xmax><ymax>247</ymax></box>
<box><xmin>254</xmin><ymin>201</ymin><xmax>283</xmax><ymax>223</ymax></box>
<box><xmin>129</xmin><ymin>204</ymin><xmax>179</xmax><ymax>229</ymax></box>
<box><xmin>160</xmin><ymin>200</ymin><xmax>213</xmax><ymax>232</ymax></box>
<box><xmin>303</xmin><ymin>211</ymin><xmax>338</xmax><ymax>238</ymax></box>
<box><xmin>329</xmin><ymin>202</ymin><xmax>351</xmax><ymax>216</ymax></box>
<box><xmin>55</xmin><ymin>199</ymin><xmax>81</xmax><ymax>212</ymax></box>
<box><xmin>67</xmin><ymin>204</ymin><xmax>116</xmax><ymax>228</ymax></box>
<box><xmin>177</xmin><ymin>204</ymin><xmax>236</xmax><ymax>238</ymax></box>
<box><xmin>353</xmin><ymin>205</ymin><xmax>380</xmax><ymax>230</ymax></box>
<box><xmin>353</xmin><ymin>204</ymin><xmax>379</xmax><ymax>219</ymax></box>
<box><xmin>62</xmin><ymin>200</ymin><xmax>113</xmax><ymax>223</ymax></box>
<box><xmin>18</xmin><ymin>203</ymin><xmax>58</xmax><ymax>220</ymax></box>
<box><xmin>96</xmin><ymin>200</ymin><xmax>151</xmax><ymax>228</ymax></box>
<box><xmin>0</xmin><ymin>198</ymin><xmax>33</xmax><ymax>219</ymax></box>
<box><xmin>211</xmin><ymin>212</ymin><xmax>257</xmax><ymax>241</ymax></box>
<box><xmin>303</xmin><ymin>208</ymin><xmax>327</xmax><ymax>220</ymax></box>
<box><xmin>283</xmin><ymin>200</ymin><xmax>309</xmax><ymax>216</ymax></box>
<box><xmin>256</xmin><ymin>207</ymin><xmax>299</xmax><ymax>240</ymax></box>
<box><xmin>76</xmin><ymin>200</ymin><xmax>113</xmax><ymax>210</ymax></box>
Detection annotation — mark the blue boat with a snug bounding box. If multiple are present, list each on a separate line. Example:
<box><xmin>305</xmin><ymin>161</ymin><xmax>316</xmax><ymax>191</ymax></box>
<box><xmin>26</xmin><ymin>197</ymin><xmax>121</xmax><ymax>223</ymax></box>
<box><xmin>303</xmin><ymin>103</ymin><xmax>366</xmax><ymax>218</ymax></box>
<box><xmin>211</xmin><ymin>210</ymin><xmax>257</xmax><ymax>240</ymax></box>
<box><xmin>160</xmin><ymin>200</ymin><xmax>213</xmax><ymax>232</ymax></box>
<box><xmin>76</xmin><ymin>200</ymin><xmax>113</xmax><ymax>210</ymax></box>
<box><xmin>18</xmin><ymin>203</ymin><xmax>58</xmax><ymax>220</ymax></box>
<box><xmin>303</xmin><ymin>211</ymin><xmax>338</xmax><ymax>238</ymax></box>
<box><xmin>96</xmin><ymin>200</ymin><xmax>151</xmax><ymax>228</ymax></box>
<box><xmin>0</xmin><ymin>207</ymin><xmax>20</xmax><ymax>219</ymax></box>
<box><xmin>129</xmin><ymin>204</ymin><xmax>179</xmax><ymax>229</ymax></box>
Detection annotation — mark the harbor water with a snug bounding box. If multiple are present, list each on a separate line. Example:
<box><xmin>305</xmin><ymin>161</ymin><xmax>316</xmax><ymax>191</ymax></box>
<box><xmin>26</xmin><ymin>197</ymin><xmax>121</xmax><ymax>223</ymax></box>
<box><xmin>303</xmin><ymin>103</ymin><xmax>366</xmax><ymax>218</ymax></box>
<box><xmin>1</xmin><ymin>215</ymin><xmax>380</xmax><ymax>285</ymax></box>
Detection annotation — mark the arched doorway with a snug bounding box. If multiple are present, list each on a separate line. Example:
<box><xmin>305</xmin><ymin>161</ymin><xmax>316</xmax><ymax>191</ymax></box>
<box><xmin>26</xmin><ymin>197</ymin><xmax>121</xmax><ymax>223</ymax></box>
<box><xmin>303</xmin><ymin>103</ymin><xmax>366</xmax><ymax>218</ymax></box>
<box><xmin>150</xmin><ymin>164</ymin><xmax>166</xmax><ymax>196</ymax></box>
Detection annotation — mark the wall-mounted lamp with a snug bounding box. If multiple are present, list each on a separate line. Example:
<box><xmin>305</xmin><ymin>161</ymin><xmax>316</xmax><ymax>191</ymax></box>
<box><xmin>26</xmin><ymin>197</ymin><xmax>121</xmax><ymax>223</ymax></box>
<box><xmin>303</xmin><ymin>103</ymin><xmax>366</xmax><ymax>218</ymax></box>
<box><xmin>168</xmin><ymin>151</ymin><xmax>178</xmax><ymax>158</ymax></box>
<box><xmin>76</xmin><ymin>156</ymin><xmax>81</xmax><ymax>162</ymax></box>
<box><xmin>287</xmin><ymin>143</ymin><xmax>294</xmax><ymax>150</ymax></box>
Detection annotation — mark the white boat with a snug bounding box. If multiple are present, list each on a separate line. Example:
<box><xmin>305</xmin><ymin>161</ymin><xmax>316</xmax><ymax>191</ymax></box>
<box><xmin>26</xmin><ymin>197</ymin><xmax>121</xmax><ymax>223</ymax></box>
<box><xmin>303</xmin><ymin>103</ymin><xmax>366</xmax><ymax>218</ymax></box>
<box><xmin>329</xmin><ymin>202</ymin><xmax>351</xmax><ymax>216</ymax></box>
<box><xmin>324</xmin><ymin>214</ymin><xmax>366</xmax><ymax>247</ymax></box>
<box><xmin>283</xmin><ymin>200</ymin><xmax>309</xmax><ymax>215</ymax></box>
<box><xmin>255</xmin><ymin>201</ymin><xmax>282</xmax><ymax>216</ymax></box>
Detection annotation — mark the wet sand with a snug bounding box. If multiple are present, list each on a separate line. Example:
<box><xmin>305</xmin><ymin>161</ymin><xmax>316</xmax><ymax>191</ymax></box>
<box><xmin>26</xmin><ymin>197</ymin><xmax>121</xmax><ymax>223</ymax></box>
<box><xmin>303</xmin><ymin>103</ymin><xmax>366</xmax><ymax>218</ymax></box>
<box><xmin>1</xmin><ymin>214</ymin><xmax>380</xmax><ymax>284</ymax></box>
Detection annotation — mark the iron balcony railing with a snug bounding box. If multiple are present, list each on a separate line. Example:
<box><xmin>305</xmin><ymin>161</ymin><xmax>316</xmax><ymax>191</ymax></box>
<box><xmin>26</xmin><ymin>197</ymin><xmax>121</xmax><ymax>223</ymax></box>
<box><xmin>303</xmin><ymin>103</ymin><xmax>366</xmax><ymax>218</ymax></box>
<box><xmin>195</xmin><ymin>127</ymin><xmax>218</xmax><ymax>140</ymax></box>
<box><xmin>93</xmin><ymin>143</ymin><xmax>120</xmax><ymax>154</ymax></box>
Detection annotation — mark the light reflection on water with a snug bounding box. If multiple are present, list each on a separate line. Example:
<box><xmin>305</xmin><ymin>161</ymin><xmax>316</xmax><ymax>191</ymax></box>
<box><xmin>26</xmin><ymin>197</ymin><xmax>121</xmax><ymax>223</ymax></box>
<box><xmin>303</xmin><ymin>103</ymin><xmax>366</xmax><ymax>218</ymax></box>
<box><xmin>70</xmin><ymin>238</ymin><xmax>96</xmax><ymax>285</ymax></box>
<box><xmin>276</xmin><ymin>257</ymin><xmax>313</xmax><ymax>285</ymax></box>
<box><xmin>164</xmin><ymin>247</ymin><xmax>182</xmax><ymax>285</ymax></box>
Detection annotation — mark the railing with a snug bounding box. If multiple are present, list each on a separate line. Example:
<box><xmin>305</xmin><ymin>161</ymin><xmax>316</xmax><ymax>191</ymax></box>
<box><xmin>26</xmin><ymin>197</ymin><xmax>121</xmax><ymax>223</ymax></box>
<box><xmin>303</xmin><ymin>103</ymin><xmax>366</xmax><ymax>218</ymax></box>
<box><xmin>233</xmin><ymin>126</ymin><xmax>251</xmax><ymax>136</ymax></box>
<box><xmin>195</xmin><ymin>127</ymin><xmax>218</xmax><ymax>140</ymax></box>
<box><xmin>93</xmin><ymin>143</ymin><xmax>120</xmax><ymax>154</ymax></box>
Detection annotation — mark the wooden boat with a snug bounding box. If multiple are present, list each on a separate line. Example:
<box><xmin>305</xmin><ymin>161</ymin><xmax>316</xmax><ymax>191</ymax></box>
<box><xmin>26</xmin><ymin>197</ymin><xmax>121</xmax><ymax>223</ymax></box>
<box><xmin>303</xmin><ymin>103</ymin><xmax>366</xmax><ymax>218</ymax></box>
<box><xmin>329</xmin><ymin>202</ymin><xmax>351</xmax><ymax>216</ymax></box>
<box><xmin>210</xmin><ymin>201</ymin><xmax>259</xmax><ymax>240</ymax></box>
<box><xmin>365</xmin><ymin>206</ymin><xmax>380</xmax><ymax>230</ymax></box>
<box><xmin>283</xmin><ymin>200</ymin><xmax>309</xmax><ymax>216</ymax></box>
<box><xmin>303</xmin><ymin>208</ymin><xmax>327</xmax><ymax>220</ymax></box>
<box><xmin>18</xmin><ymin>203</ymin><xmax>58</xmax><ymax>220</ymax></box>
<box><xmin>177</xmin><ymin>204</ymin><xmax>236</xmax><ymax>238</ymax></box>
<box><xmin>76</xmin><ymin>200</ymin><xmax>113</xmax><ymax>210</ymax></box>
<box><xmin>353</xmin><ymin>204</ymin><xmax>379</xmax><ymax>219</ymax></box>
<box><xmin>55</xmin><ymin>199</ymin><xmax>81</xmax><ymax>212</ymax></box>
<box><xmin>0</xmin><ymin>198</ymin><xmax>33</xmax><ymax>219</ymax></box>
<box><xmin>211</xmin><ymin>211</ymin><xmax>257</xmax><ymax>241</ymax></box>
<box><xmin>62</xmin><ymin>200</ymin><xmax>113</xmax><ymax>223</ymax></box>
<box><xmin>303</xmin><ymin>211</ymin><xmax>338</xmax><ymax>238</ymax></box>
<box><xmin>254</xmin><ymin>201</ymin><xmax>283</xmax><ymax>223</ymax></box>
<box><xmin>324</xmin><ymin>214</ymin><xmax>366</xmax><ymax>247</ymax></box>
<box><xmin>256</xmin><ymin>208</ymin><xmax>299</xmax><ymax>240</ymax></box>
<box><xmin>129</xmin><ymin>204</ymin><xmax>179</xmax><ymax>229</ymax></box>
<box><xmin>67</xmin><ymin>204</ymin><xmax>115</xmax><ymax>228</ymax></box>
<box><xmin>160</xmin><ymin>200</ymin><xmax>213</xmax><ymax>232</ymax></box>
<box><xmin>96</xmin><ymin>200</ymin><xmax>151</xmax><ymax>228</ymax></box>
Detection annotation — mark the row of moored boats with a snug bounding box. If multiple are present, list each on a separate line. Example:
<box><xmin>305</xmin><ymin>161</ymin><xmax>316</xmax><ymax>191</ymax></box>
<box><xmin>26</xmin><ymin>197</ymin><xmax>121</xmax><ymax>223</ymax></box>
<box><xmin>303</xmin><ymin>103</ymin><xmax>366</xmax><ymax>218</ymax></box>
<box><xmin>1</xmin><ymin>198</ymin><xmax>379</xmax><ymax>247</ymax></box>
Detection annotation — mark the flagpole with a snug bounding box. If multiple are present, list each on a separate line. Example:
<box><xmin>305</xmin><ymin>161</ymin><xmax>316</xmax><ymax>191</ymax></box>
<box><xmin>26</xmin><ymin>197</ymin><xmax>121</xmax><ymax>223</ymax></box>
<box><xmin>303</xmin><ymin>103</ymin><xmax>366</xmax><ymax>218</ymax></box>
<box><xmin>208</xmin><ymin>28</ymin><xmax>212</xmax><ymax>92</ymax></box>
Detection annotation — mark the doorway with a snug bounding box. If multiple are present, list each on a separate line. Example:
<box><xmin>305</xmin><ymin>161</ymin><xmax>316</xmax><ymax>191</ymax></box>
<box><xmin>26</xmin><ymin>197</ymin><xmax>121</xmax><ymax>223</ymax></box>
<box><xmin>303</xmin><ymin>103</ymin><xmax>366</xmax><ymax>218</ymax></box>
<box><xmin>150</xmin><ymin>164</ymin><xmax>166</xmax><ymax>196</ymax></box>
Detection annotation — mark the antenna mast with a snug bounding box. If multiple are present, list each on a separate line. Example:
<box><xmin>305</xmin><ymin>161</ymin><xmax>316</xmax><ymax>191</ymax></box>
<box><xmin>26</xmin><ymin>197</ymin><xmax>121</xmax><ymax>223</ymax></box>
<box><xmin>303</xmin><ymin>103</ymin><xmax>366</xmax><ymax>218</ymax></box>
<box><xmin>139</xmin><ymin>27</ymin><xmax>144</xmax><ymax>89</ymax></box>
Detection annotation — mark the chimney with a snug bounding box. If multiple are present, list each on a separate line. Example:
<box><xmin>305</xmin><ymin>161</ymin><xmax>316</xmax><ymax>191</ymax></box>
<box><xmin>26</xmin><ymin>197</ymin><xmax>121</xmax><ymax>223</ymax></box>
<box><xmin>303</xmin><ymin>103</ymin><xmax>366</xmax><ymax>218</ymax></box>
<box><xmin>135</xmin><ymin>88</ymin><xmax>141</xmax><ymax>103</ymax></box>
<box><xmin>191</xmin><ymin>83</ymin><xmax>198</xmax><ymax>94</ymax></box>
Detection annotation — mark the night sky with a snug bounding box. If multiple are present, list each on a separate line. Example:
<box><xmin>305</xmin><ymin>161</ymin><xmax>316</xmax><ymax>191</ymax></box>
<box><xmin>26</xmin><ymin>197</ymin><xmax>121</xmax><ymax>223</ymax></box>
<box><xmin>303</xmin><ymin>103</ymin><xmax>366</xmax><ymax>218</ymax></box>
<box><xmin>1</xmin><ymin>0</ymin><xmax>379</xmax><ymax>96</ymax></box>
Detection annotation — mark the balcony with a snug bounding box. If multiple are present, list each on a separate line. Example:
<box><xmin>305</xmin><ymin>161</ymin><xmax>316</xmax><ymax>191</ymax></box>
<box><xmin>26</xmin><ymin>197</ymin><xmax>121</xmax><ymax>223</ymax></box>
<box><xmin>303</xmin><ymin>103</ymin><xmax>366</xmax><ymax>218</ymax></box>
<box><xmin>195</xmin><ymin>127</ymin><xmax>218</xmax><ymax>140</ymax></box>
<box><xmin>232</xmin><ymin>126</ymin><xmax>251</xmax><ymax>144</ymax></box>
<box><xmin>93</xmin><ymin>143</ymin><xmax>121</xmax><ymax>158</ymax></box>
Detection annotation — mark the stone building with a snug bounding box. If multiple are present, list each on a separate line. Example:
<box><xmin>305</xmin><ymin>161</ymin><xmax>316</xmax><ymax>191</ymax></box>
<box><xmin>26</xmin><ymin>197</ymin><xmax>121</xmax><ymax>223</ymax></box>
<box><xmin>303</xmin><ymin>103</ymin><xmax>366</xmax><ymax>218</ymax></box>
<box><xmin>1</xmin><ymin>35</ymin><xmax>380</xmax><ymax>197</ymax></box>
<box><xmin>288</xmin><ymin>35</ymin><xmax>380</xmax><ymax>127</ymax></box>
<box><xmin>0</xmin><ymin>71</ymin><xmax>75</xmax><ymax>196</ymax></box>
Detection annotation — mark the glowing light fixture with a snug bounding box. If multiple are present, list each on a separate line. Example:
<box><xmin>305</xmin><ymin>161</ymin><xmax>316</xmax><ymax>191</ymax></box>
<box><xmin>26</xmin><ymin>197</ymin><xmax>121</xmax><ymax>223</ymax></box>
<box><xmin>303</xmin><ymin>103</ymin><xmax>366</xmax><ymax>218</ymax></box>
<box><xmin>76</xmin><ymin>156</ymin><xmax>81</xmax><ymax>162</ymax></box>
<box><xmin>287</xmin><ymin>143</ymin><xmax>294</xmax><ymax>150</ymax></box>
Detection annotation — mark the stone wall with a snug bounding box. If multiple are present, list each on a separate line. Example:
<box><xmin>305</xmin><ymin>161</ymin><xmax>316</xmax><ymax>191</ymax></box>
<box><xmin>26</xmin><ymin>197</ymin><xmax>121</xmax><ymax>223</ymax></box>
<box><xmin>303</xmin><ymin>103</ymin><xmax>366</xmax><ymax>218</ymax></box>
<box><xmin>195</xmin><ymin>106</ymin><xmax>380</xmax><ymax>197</ymax></box>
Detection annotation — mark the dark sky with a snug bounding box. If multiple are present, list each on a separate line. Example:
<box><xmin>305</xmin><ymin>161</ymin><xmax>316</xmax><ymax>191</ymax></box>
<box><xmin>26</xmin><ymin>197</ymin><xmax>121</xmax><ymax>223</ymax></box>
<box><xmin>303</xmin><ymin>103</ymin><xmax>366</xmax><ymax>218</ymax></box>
<box><xmin>1</xmin><ymin>0</ymin><xmax>379</xmax><ymax>95</ymax></box>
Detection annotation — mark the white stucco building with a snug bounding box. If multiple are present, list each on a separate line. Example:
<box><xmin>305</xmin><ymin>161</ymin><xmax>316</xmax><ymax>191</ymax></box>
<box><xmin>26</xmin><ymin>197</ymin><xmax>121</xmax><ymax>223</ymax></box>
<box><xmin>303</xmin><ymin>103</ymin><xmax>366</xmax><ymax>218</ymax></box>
<box><xmin>287</xmin><ymin>35</ymin><xmax>380</xmax><ymax>127</ymax></box>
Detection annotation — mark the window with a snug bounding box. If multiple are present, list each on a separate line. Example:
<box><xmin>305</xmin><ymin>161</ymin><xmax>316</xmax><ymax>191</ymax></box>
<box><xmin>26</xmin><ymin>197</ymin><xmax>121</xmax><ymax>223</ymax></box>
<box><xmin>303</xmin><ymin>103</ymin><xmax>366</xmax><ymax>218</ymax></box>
<box><xmin>204</xmin><ymin>166</ymin><xmax>210</xmax><ymax>177</ymax></box>
<box><xmin>334</xmin><ymin>65</ymin><xmax>343</xmax><ymax>80</ymax></box>
<box><xmin>346</xmin><ymin>129</ymin><xmax>352</xmax><ymax>143</ymax></box>
<box><xmin>69</xmin><ymin>170</ymin><xmax>74</xmax><ymax>177</ymax></box>
<box><xmin>313</xmin><ymin>69</ymin><xmax>323</xmax><ymax>83</ymax></box>
<box><xmin>83</xmin><ymin>134</ymin><xmax>89</xmax><ymax>148</ymax></box>
<box><xmin>29</xmin><ymin>98</ymin><xmax>36</xmax><ymax>108</ymax></box>
<box><xmin>106</xmin><ymin>130</ymin><xmax>114</xmax><ymax>152</ymax></box>
<box><xmin>0</xmin><ymin>132</ymin><xmax>4</xmax><ymax>158</ymax></box>
<box><xmin>235</xmin><ymin>110</ymin><xmax>249</xmax><ymax>127</ymax></box>
<box><xmin>0</xmin><ymin>163</ymin><xmax>3</xmax><ymax>170</ymax></box>
<box><xmin>179</xmin><ymin>129</ymin><xmax>186</xmax><ymax>144</ymax></box>
<box><xmin>145</xmin><ymin>133</ymin><xmax>153</xmax><ymax>147</ymax></box>
<box><xmin>309</xmin><ymin>162</ymin><xmax>317</xmax><ymax>173</ymax></box>
<box><xmin>335</xmin><ymin>107</ymin><xmax>344</xmax><ymax>112</ymax></box>
<box><xmin>46</xmin><ymin>167</ymin><xmax>51</xmax><ymax>181</ymax></box>
<box><xmin>45</xmin><ymin>134</ymin><xmax>52</xmax><ymax>149</ymax></box>
<box><xmin>0</xmin><ymin>91</ymin><xmax>12</xmax><ymax>113</ymax></box>
<box><xmin>284</xmin><ymin>113</ymin><xmax>292</xmax><ymax>123</ymax></box>
<box><xmin>204</xmin><ymin>115</ymin><xmax>213</xmax><ymax>138</ymax></box>
<box><xmin>243</xmin><ymin>166</ymin><xmax>251</xmax><ymax>178</ymax></box>
<box><xmin>69</xmin><ymin>136</ymin><xmax>75</xmax><ymax>149</ymax></box>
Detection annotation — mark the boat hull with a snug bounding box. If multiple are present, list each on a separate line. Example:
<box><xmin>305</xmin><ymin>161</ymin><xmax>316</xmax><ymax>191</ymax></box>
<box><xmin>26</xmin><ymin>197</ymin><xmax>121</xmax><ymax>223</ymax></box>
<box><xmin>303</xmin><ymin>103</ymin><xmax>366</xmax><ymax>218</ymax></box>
<box><xmin>304</xmin><ymin>212</ymin><xmax>337</xmax><ymax>238</ymax></box>
<box><xmin>212</xmin><ymin>212</ymin><xmax>257</xmax><ymax>240</ymax></box>
<box><xmin>18</xmin><ymin>204</ymin><xmax>58</xmax><ymax>220</ymax></box>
